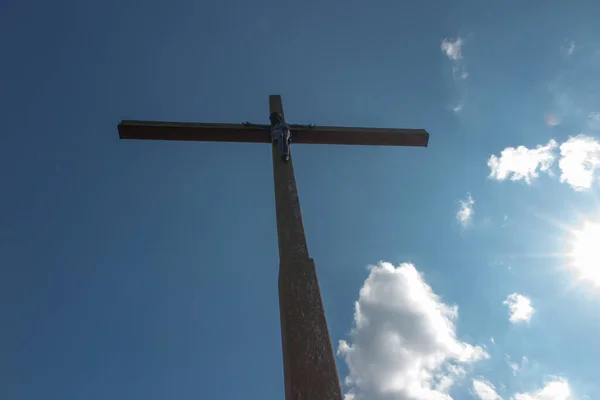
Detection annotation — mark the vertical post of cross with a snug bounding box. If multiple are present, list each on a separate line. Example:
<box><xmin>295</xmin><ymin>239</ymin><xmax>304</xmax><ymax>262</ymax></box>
<box><xmin>270</xmin><ymin>95</ymin><xmax>343</xmax><ymax>400</ymax></box>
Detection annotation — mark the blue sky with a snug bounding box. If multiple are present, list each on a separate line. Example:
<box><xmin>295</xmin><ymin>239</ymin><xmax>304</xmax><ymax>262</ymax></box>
<box><xmin>2</xmin><ymin>0</ymin><xmax>600</xmax><ymax>399</ymax></box>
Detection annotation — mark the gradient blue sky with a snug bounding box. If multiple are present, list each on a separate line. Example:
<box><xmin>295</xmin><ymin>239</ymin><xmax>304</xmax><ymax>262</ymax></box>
<box><xmin>2</xmin><ymin>1</ymin><xmax>600</xmax><ymax>399</ymax></box>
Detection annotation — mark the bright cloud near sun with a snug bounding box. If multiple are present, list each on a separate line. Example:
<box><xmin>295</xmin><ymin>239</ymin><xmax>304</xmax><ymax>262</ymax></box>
<box><xmin>338</xmin><ymin>262</ymin><xmax>488</xmax><ymax>400</ymax></box>
<box><xmin>558</xmin><ymin>135</ymin><xmax>600</xmax><ymax>191</ymax></box>
<box><xmin>488</xmin><ymin>141</ymin><xmax>558</xmax><ymax>184</ymax></box>
<box><xmin>456</xmin><ymin>193</ymin><xmax>475</xmax><ymax>227</ymax></box>
<box><xmin>503</xmin><ymin>293</ymin><xmax>534</xmax><ymax>324</ymax></box>
<box><xmin>488</xmin><ymin>135</ymin><xmax>600</xmax><ymax>190</ymax></box>
<box><xmin>568</xmin><ymin>219</ymin><xmax>600</xmax><ymax>286</ymax></box>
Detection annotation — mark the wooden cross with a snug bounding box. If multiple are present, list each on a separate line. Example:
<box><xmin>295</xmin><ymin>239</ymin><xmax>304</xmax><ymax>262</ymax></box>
<box><xmin>118</xmin><ymin>95</ymin><xmax>429</xmax><ymax>400</ymax></box>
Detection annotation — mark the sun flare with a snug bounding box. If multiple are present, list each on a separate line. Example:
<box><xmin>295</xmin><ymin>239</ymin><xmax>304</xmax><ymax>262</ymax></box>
<box><xmin>569</xmin><ymin>221</ymin><xmax>600</xmax><ymax>286</ymax></box>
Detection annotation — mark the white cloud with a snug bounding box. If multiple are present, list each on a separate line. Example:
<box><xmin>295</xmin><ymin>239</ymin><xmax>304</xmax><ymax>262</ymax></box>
<box><xmin>558</xmin><ymin>135</ymin><xmax>600</xmax><ymax>191</ymax></box>
<box><xmin>473</xmin><ymin>378</ymin><xmax>503</xmax><ymax>400</ymax></box>
<box><xmin>489</xmin><ymin>135</ymin><xmax>600</xmax><ymax>190</ymax></box>
<box><xmin>441</xmin><ymin>38</ymin><xmax>463</xmax><ymax>60</ymax></box>
<box><xmin>512</xmin><ymin>378</ymin><xmax>572</xmax><ymax>400</ymax></box>
<box><xmin>488</xmin><ymin>140</ymin><xmax>558</xmax><ymax>183</ymax></box>
<box><xmin>503</xmin><ymin>293</ymin><xmax>534</xmax><ymax>324</ymax></box>
<box><xmin>490</xmin><ymin>337</ymin><xmax>495</xmax><ymax>344</ymax></box>
<box><xmin>453</xmin><ymin>104</ymin><xmax>464</xmax><ymax>114</ymax></box>
<box><xmin>338</xmin><ymin>262</ymin><xmax>488</xmax><ymax>400</ymax></box>
<box><xmin>472</xmin><ymin>377</ymin><xmax>574</xmax><ymax>400</ymax></box>
<box><xmin>456</xmin><ymin>193</ymin><xmax>475</xmax><ymax>227</ymax></box>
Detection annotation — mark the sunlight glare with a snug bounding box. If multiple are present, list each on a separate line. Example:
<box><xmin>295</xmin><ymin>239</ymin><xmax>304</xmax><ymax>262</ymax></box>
<box><xmin>569</xmin><ymin>220</ymin><xmax>600</xmax><ymax>286</ymax></box>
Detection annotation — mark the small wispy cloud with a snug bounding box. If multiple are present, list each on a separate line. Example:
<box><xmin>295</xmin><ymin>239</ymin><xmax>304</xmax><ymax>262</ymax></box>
<box><xmin>488</xmin><ymin>141</ymin><xmax>558</xmax><ymax>184</ymax></box>
<box><xmin>441</xmin><ymin>38</ymin><xmax>464</xmax><ymax>60</ymax></box>
<box><xmin>506</xmin><ymin>355</ymin><xmax>528</xmax><ymax>376</ymax></box>
<box><xmin>508</xmin><ymin>360</ymin><xmax>519</xmax><ymax>375</ymax></box>
<box><xmin>503</xmin><ymin>293</ymin><xmax>534</xmax><ymax>324</ymax></box>
<box><xmin>456</xmin><ymin>193</ymin><xmax>475</xmax><ymax>227</ymax></box>
<box><xmin>561</xmin><ymin>40</ymin><xmax>576</xmax><ymax>57</ymax></box>
<box><xmin>473</xmin><ymin>378</ymin><xmax>503</xmax><ymax>400</ymax></box>
<box><xmin>441</xmin><ymin>36</ymin><xmax>469</xmax><ymax>113</ymax></box>
<box><xmin>453</xmin><ymin>66</ymin><xmax>469</xmax><ymax>81</ymax></box>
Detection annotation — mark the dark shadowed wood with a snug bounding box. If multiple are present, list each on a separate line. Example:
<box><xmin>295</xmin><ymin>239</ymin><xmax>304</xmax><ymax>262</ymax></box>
<box><xmin>119</xmin><ymin>120</ymin><xmax>429</xmax><ymax>147</ymax></box>
<box><xmin>118</xmin><ymin>121</ymin><xmax>271</xmax><ymax>143</ymax></box>
<box><xmin>270</xmin><ymin>94</ymin><xmax>286</xmax><ymax>120</ymax></box>
<box><xmin>291</xmin><ymin>126</ymin><xmax>429</xmax><ymax>147</ymax></box>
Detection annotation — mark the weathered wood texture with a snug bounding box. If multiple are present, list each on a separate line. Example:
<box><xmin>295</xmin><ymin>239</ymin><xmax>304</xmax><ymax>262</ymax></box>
<box><xmin>270</xmin><ymin>95</ymin><xmax>343</xmax><ymax>400</ymax></box>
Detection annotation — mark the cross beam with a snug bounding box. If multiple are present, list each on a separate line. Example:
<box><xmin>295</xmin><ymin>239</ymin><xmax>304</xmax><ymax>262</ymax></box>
<box><xmin>118</xmin><ymin>121</ymin><xmax>429</xmax><ymax>147</ymax></box>
<box><xmin>117</xmin><ymin>95</ymin><xmax>429</xmax><ymax>400</ymax></box>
